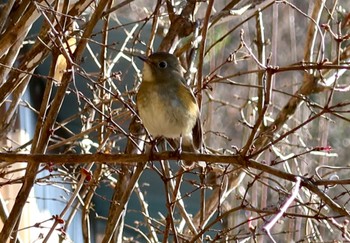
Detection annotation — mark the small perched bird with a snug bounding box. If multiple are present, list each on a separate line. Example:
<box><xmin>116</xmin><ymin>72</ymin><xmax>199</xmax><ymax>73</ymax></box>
<box><xmin>136</xmin><ymin>52</ymin><xmax>202</xmax><ymax>158</ymax></box>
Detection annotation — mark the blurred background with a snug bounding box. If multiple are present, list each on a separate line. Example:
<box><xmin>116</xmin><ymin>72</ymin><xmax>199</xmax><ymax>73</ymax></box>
<box><xmin>1</xmin><ymin>0</ymin><xmax>350</xmax><ymax>242</ymax></box>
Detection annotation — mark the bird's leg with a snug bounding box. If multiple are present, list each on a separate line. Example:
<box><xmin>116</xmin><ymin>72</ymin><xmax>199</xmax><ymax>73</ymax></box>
<box><xmin>173</xmin><ymin>134</ymin><xmax>183</xmax><ymax>160</ymax></box>
<box><xmin>148</xmin><ymin>136</ymin><xmax>159</xmax><ymax>161</ymax></box>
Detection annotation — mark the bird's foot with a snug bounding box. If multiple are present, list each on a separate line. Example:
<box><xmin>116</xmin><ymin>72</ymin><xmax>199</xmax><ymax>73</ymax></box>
<box><xmin>147</xmin><ymin>137</ymin><xmax>159</xmax><ymax>161</ymax></box>
<box><xmin>171</xmin><ymin>145</ymin><xmax>182</xmax><ymax>160</ymax></box>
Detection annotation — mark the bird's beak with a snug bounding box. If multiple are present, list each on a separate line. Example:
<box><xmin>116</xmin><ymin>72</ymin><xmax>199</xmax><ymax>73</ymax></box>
<box><xmin>138</xmin><ymin>55</ymin><xmax>154</xmax><ymax>69</ymax></box>
<box><xmin>137</xmin><ymin>55</ymin><xmax>148</xmax><ymax>63</ymax></box>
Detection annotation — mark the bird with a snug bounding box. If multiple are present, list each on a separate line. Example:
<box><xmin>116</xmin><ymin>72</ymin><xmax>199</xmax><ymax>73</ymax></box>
<box><xmin>136</xmin><ymin>52</ymin><xmax>202</xmax><ymax>161</ymax></box>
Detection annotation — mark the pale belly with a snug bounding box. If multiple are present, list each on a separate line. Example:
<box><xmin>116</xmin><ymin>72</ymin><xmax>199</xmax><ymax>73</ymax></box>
<box><xmin>138</xmin><ymin>90</ymin><xmax>196</xmax><ymax>139</ymax></box>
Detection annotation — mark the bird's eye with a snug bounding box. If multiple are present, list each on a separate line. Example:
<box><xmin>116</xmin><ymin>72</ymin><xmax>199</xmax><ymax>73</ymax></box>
<box><xmin>158</xmin><ymin>61</ymin><xmax>168</xmax><ymax>69</ymax></box>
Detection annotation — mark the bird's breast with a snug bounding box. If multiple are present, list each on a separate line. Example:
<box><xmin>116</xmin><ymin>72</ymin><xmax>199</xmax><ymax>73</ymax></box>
<box><xmin>137</xmin><ymin>83</ymin><xmax>197</xmax><ymax>139</ymax></box>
